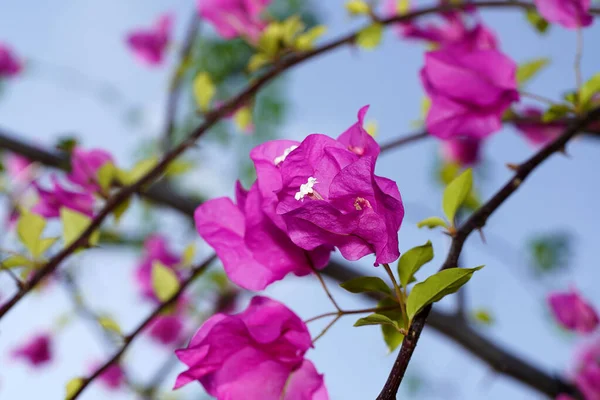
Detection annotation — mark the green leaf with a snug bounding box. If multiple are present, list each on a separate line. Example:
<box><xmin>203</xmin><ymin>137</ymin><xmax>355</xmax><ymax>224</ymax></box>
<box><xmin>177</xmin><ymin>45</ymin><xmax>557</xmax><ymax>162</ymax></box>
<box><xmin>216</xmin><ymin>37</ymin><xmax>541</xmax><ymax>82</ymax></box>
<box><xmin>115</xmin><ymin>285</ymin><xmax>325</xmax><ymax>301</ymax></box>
<box><xmin>248</xmin><ymin>53</ymin><xmax>271</xmax><ymax>73</ymax></box>
<box><xmin>98</xmin><ymin>315</ymin><xmax>122</xmax><ymax>335</ymax></box>
<box><xmin>182</xmin><ymin>243</ymin><xmax>196</xmax><ymax>266</ymax></box>
<box><xmin>378</xmin><ymin>297</ymin><xmax>406</xmax><ymax>351</ymax></box>
<box><xmin>258</xmin><ymin>23</ymin><xmax>284</xmax><ymax>57</ymax></box>
<box><xmin>416</xmin><ymin>217</ymin><xmax>448</xmax><ymax>230</ymax></box>
<box><xmin>294</xmin><ymin>25</ymin><xmax>327</xmax><ymax>51</ymax></box>
<box><xmin>442</xmin><ymin>168</ymin><xmax>473</xmax><ymax>224</ymax></box>
<box><xmin>17</xmin><ymin>210</ymin><xmax>46</xmax><ymax>257</ymax></box>
<box><xmin>35</xmin><ymin>237</ymin><xmax>58</xmax><ymax>258</ymax></box>
<box><xmin>152</xmin><ymin>261</ymin><xmax>180</xmax><ymax>302</ymax></box>
<box><xmin>1</xmin><ymin>255</ymin><xmax>34</xmax><ymax>269</ymax></box>
<box><xmin>281</xmin><ymin>15</ymin><xmax>305</xmax><ymax>46</ymax></box>
<box><xmin>60</xmin><ymin>208</ymin><xmax>100</xmax><ymax>248</ymax></box>
<box><xmin>472</xmin><ymin>309</ymin><xmax>494</xmax><ymax>325</ymax></box>
<box><xmin>516</xmin><ymin>58</ymin><xmax>550</xmax><ymax>86</ymax></box>
<box><xmin>113</xmin><ymin>196</ymin><xmax>131</xmax><ymax>223</ymax></box>
<box><xmin>346</xmin><ymin>0</ymin><xmax>370</xmax><ymax>15</ymax></box>
<box><xmin>525</xmin><ymin>8</ymin><xmax>549</xmax><ymax>34</ymax></box>
<box><xmin>121</xmin><ymin>156</ymin><xmax>159</xmax><ymax>185</ymax></box>
<box><xmin>406</xmin><ymin>266</ymin><xmax>483</xmax><ymax>321</ymax></box>
<box><xmin>193</xmin><ymin>72</ymin><xmax>216</xmax><ymax>112</ymax></box>
<box><xmin>65</xmin><ymin>377</ymin><xmax>84</xmax><ymax>400</ymax></box>
<box><xmin>96</xmin><ymin>162</ymin><xmax>116</xmax><ymax>193</ymax></box>
<box><xmin>356</xmin><ymin>23</ymin><xmax>383</xmax><ymax>50</ymax></box>
<box><xmin>233</xmin><ymin>106</ymin><xmax>253</xmax><ymax>132</ymax></box>
<box><xmin>165</xmin><ymin>159</ymin><xmax>194</xmax><ymax>177</ymax></box>
<box><xmin>579</xmin><ymin>73</ymin><xmax>600</xmax><ymax>110</ymax></box>
<box><xmin>542</xmin><ymin>104</ymin><xmax>572</xmax><ymax>122</ymax></box>
<box><xmin>354</xmin><ymin>313</ymin><xmax>399</xmax><ymax>328</ymax></box>
<box><xmin>340</xmin><ymin>276</ymin><xmax>392</xmax><ymax>296</ymax></box>
<box><xmin>398</xmin><ymin>241</ymin><xmax>434</xmax><ymax>288</ymax></box>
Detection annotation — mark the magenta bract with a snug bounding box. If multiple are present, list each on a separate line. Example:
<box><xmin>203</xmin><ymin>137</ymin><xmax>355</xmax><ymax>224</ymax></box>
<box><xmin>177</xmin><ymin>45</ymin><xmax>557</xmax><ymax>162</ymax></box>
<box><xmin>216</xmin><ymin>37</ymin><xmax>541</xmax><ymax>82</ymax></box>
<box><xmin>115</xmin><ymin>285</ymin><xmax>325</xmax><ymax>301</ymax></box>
<box><xmin>548</xmin><ymin>289</ymin><xmax>599</xmax><ymax>334</ymax></box>
<box><xmin>32</xmin><ymin>176</ymin><xmax>95</xmax><ymax>218</ymax></box>
<box><xmin>0</xmin><ymin>43</ymin><xmax>22</xmax><ymax>78</ymax></box>
<box><xmin>534</xmin><ymin>0</ymin><xmax>593</xmax><ymax>29</ymax></box>
<box><xmin>197</xmin><ymin>0</ymin><xmax>271</xmax><ymax>42</ymax></box>
<box><xmin>67</xmin><ymin>147</ymin><xmax>113</xmax><ymax>193</ymax></box>
<box><xmin>126</xmin><ymin>13</ymin><xmax>172</xmax><ymax>66</ymax></box>
<box><xmin>12</xmin><ymin>333</ymin><xmax>52</xmax><ymax>367</ymax></box>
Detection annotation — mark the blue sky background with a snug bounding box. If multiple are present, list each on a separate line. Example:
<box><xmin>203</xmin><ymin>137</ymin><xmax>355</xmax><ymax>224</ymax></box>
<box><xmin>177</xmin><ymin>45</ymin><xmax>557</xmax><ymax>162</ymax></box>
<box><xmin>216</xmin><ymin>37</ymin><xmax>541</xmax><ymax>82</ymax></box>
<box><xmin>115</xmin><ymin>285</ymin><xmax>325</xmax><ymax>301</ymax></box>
<box><xmin>0</xmin><ymin>0</ymin><xmax>599</xmax><ymax>399</ymax></box>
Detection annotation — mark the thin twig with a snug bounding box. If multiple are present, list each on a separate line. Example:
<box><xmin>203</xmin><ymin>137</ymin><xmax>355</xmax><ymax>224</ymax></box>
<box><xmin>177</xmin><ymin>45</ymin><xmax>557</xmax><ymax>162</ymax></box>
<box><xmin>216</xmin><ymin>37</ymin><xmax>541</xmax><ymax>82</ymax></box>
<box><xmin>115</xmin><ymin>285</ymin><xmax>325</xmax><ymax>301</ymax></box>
<box><xmin>376</xmin><ymin>107</ymin><xmax>600</xmax><ymax>400</ymax></box>
<box><xmin>575</xmin><ymin>28</ymin><xmax>584</xmax><ymax>96</ymax></box>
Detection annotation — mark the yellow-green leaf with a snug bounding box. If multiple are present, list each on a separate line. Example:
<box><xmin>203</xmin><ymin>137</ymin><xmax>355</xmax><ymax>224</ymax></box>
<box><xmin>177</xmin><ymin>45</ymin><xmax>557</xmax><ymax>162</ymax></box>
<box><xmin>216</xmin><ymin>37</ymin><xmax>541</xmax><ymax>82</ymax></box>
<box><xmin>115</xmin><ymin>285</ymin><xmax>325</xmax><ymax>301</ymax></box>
<box><xmin>152</xmin><ymin>261</ymin><xmax>180</xmax><ymax>302</ymax></box>
<box><xmin>35</xmin><ymin>237</ymin><xmax>58</xmax><ymax>258</ymax></box>
<box><xmin>442</xmin><ymin>168</ymin><xmax>473</xmax><ymax>224</ymax></box>
<box><xmin>579</xmin><ymin>73</ymin><xmax>600</xmax><ymax>110</ymax></box>
<box><xmin>96</xmin><ymin>162</ymin><xmax>116</xmax><ymax>193</ymax></box>
<box><xmin>17</xmin><ymin>210</ymin><xmax>46</xmax><ymax>257</ymax></box>
<box><xmin>281</xmin><ymin>15</ymin><xmax>305</xmax><ymax>46</ymax></box>
<box><xmin>516</xmin><ymin>58</ymin><xmax>550</xmax><ymax>86</ymax></box>
<box><xmin>378</xmin><ymin>298</ymin><xmax>406</xmax><ymax>352</ymax></box>
<box><xmin>346</xmin><ymin>0</ymin><xmax>370</xmax><ymax>15</ymax></box>
<box><xmin>294</xmin><ymin>25</ymin><xmax>327</xmax><ymax>51</ymax></box>
<box><xmin>61</xmin><ymin>208</ymin><xmax>100</xmax><ymax>248</ymax></box>
<box><xmin>340</xmin><ymin>276</ymin><xmax>392</xmax><ymax>295</ymax></box>
<box><xmin>406</xmin><ymin>266</ymin><xmax>484</xmax><ymax>321</ymax></box>
<box><xmin>397</xmin><ymin>241</ymin><xmax>434</xmax><ymax>288</ymax></box>
<box><xmin>193</xmin><ymin>72</ymin><xmax>216</xmax><ymax>112</ymax></box>
<box><xmin>182</xmin><ymin>243</ymin><xmax>195</xmax><ymax>266</ymax></box>
<box><xmin>473</xmin><ymin>309</ymin><xmax>494</xmax><ymax>325</ymax></box>
<box><xmin>98</xmin><ymin>315</ymin><xmax>122</xmax><ymax>335</ymax></box>
<box><xmin>65</xmin><ymin>377</ymin><xmax>84</xmax><ymax>400</ymax></box>
<box><xmin>113</xmin><ymin>196</ymin><xmax>131</xmax><ymax>223</ymax></box>
<box><xmin>416</xmin><ymin>216</ymin><xmax>448</xmax><ymax>230</ymax></box>
<box><xmin>120</xmin><ymin>157</ymin><xmax>159</xmax><ymax>185</ymax></box>
<box><xmin>356</xmin><ymin>23</ymin><xmax>383</xmax><ymax>50</ymax></box>
<box><xmin>165</xmin><ymin>159</ymin><xmax>195</xmax><ymax>177</ymax></box>
<box><xmin>258</xmin><ymin>22</ymin><xmax>284</xmax><ymax>56</ymax></box>
<box><xmin>525</xmin><ymin>8</ymin><xmax>549</xmax><ymax>34</ymax></box>
<box><xmin>233</xmin><ymin>106</ymin><xmax>253</xmax><ymax>132</ymax></box>
<box><xmin>248</xmin><ymin>53</ymin><xmax>271</xmax><ymax>73</ymax></box>
<box><xmin>1</xmin><ymin>255</ymin><xmax>33</xmax><ymax>269</ymax></box>
<box><xmin>365</xmin><ymin>121</ymin><xmax>377</xmax><ymax>137</ymax></box>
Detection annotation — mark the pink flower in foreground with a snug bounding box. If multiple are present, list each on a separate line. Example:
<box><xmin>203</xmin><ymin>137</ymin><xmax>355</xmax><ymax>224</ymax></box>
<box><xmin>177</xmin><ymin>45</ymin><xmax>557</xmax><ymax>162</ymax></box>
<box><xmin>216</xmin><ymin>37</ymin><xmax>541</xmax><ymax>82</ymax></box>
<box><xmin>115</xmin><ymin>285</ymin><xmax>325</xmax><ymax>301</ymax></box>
<box><xmin>568</xmin><ymin>339</ymin><xmax>600</xmax><ymax>399</ymax></box>
<box><xmin>337</xmin><ymin>105</ymin><xmax>380</xmax><ymax>158</ymax></box>
<box><xmin>12</xmin><ymin>333</ymin><xmax>52</xmax><ymax>367</ymax></box>
<box><xmin>95</xmin><ymin>362</ymin><xmax>125</xmax><ymax>390</ymax></box>
<box><xmin>126</xmin><ymin>13</ymin><xmax>173</xmax><ymax>66</ymax></box>
<box><xmin>421</xmin><ymin>47</ymin><xmax>519</xmax><ymax>140</ymax></box>
<box><xmin>514</xmin><ymin>107</ymin><xmax>566</xmax><ymax>147</ymax></box>
<box><xmin>548</xmin><ymin>289</ymin><xmax>599</xmax><ymax>334</ymax></box>
<box><xmin>0</xmin><ymin>43</ymin><xmax>22</xmax><ymax>78</ymax></box>
<box><xmin>148</xmin><ymin>314</ymin><xmax>185</xmax><ymax>345</ymax></box>
<box><xmin>197</xmin><ymin>0</ymin><xmax>271</xmax><ymax>42</ymax></box>
<box><xmin>275</xmin><ymin>134</ymin><xmax>404</xmax><ymax>265</ymax></box>
<box><xmin>32</xmin><ymin>176</ymin><xmax>95</xmax><ymax>218</ymax></box>
<box><xmin>534</xmin><ymin>0</ymin><xmax>593</xmax><ymax>29</ymax></box>
<box><xmin>135</xmin><ymin>235</ymin><xmax>181</xmax><ymax>301</ymax></box>
<box><xmin>441</xmin><ymin>136</ymin><xmax>482</xmax><ymax>166</ymax></box>
<box><xmin>68</xmin><ymin>147</ymin><xmax>113</xmax><ymax>193</ymax></box>
<box><xmin>5</xmin><ymin>153</ymin><xmax>34</xmax><ymax>184</ymax></box>
<box><xmin>174</xmin><ymin>296</ymin><xmax>328</xmax><ymax>400</ymax></box>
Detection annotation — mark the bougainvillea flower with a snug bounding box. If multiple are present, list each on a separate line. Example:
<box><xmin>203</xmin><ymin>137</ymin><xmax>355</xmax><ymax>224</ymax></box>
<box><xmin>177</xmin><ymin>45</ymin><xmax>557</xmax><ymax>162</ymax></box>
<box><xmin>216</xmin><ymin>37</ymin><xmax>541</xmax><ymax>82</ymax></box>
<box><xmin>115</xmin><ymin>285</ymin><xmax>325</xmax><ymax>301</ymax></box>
<box><xmin>195</xmin><ymin>181</ymin><xmax>330</xmax><ymax>291</ymax></box>
<box><xmin>197</xmin><ymin>0</ymin><xmax>271</xmax><ymax>42</ymax></box>
<box><xmin>0</xmin><ymin>43</ymin><xmax>22</xmax><ymax>78</ymax></box>
<box><xmin>441</xmin><ymin>136</ymin><xmax>482</xmax><ymax>166</ymax></box>
<box><xmin>5</xmin><ymin>153</ymin><xmax>34</xmax><ymax>184</ymax></box>
<box><xmin>95</xmin><ymin>362</ymin><xmax>125</xmax><ymax>390</ymax></box>
<box><xmin>548</xmin><ymin>289</ymin><xmax>599</xmax><ymax>334</ymax></box>
<box><xmin>148</xmin><ymin>314</ymin><xmax>185</xmax><ymax>345</ymax></box>
<box><xmin>514</xmin><ymin>107</ymin><xmax>565</xmax><ymax>147</ymax></box>
<box><xmin>337</xmin><ymin>105</ymin><xmax>380</xmax><ymax>158</ymax></box>
<box><xmin>68</xmin><ymin>147</ymin><xmax>114</xmax><ymax>192</ymax></box>
<box><xmin>534</xmin><ymin>0</ymin><xmax>593</xmax><ymax>29</ymax></box>
<box><xmin>421</xmin><ymin>47</ymin><xmax>519</xmax><ymax>139</ymax></box>
<box><xmin>174</xmin><ymin>296</ymin><xmax>328</xmax><ymax>400</ymax></box>
<box><xmin>568</xmin><ymin>339</ymin><xmax>600</xmax><ymax>398</ymax></box>
<box><xmin>12</xmin><ymin>333</ymin><xmax>52</xmax><ymax>367</ymax></box>
<box><xmin>126</xmin><ymin>13</ymin><xmax>172</xmax><ymax>66</ymax></box>
<box><xmin>275</xmin><ymin>134</ymin><xmax>404</xmax><ymax>265</ymax></box>
<box><xmin>32</xmin><ymin>176</ymin><xmax>95</xmax><ymax>218</ymax></box>
<box><xmin>134</xmin><ymin>235</ymin><xmax>181</xmax><ymax>301</ymax></box>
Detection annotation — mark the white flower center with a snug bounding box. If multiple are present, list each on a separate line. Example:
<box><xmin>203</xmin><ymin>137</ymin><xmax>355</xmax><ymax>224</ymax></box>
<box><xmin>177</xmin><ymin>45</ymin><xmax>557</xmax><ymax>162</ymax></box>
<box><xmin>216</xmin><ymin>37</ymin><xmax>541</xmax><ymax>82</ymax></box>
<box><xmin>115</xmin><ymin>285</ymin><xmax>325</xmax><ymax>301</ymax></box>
<box><xmin>274</xmin><ymin>145</ymin><xmax>298</xmax><ymax>165</ymax></box>
<box><xmin>295</xmin><ymin>177</ymin><xmax>317</xmax><ymax>201</ymax></box>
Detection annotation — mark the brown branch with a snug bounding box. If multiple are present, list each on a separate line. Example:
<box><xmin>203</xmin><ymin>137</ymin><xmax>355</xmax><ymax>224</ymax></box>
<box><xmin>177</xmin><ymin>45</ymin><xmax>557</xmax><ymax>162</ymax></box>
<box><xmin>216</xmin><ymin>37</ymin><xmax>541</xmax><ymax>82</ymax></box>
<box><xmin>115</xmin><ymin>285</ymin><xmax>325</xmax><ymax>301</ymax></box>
<box><xmin>68</xmin><ymin>254</ymin><xmax>216</xmax><ymax>399</ymax></box>
<box><xmin>376</xmin><ymin>107</ymin><xmax>600</xmax><ymax>400</ymax></box>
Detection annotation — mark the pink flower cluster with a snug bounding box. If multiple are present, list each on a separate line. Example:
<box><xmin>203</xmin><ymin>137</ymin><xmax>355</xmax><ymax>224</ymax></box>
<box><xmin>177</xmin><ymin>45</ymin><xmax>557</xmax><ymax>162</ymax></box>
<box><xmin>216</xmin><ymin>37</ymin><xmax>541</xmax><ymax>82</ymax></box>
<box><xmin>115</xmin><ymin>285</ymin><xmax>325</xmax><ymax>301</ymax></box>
<box><xmin>535</xmin><ymin>0</ymin><xmax>593</xmax><ymax>29</ymax></box>
<box><xmin>548</xmin><ymin>289</ymin><xmax>599</xmax><ymax>334</ymax></box>
<box><xmin>195</xmin><ymin>105</ymin><xmax>403</xmax><ymax>291</ymax></box>
<box><xmin>0</xmin><ymin>42</ymin><xmax>22</xmax><ymax>78</ymax></box>
<box><xmin>126</xmin><ymin>14</ymin><xmax>173</xmax><ymax>67</ymax></box>
<box><xmin>11</xmin><ymin>333</ymin><xmax>53</xmax><ymax>368</ymax></box>
<box><xmin>31</xmin><ymin>147</ymin><xmax>113</xmax><ymax>219</ymax></box>
<box><xmin>198</xmin><ymin>0</ymin><xmax>272</xmax><ymax>42</ymax></box>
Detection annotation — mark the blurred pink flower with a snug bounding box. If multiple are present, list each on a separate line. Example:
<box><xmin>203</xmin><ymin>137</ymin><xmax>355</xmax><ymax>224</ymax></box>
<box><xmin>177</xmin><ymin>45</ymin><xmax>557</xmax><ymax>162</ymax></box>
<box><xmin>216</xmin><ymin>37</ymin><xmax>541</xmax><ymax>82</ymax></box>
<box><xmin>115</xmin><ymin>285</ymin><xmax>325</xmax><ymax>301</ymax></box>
<box><xmin>95</xmin><ymin>362</ymin><xmax>125</xmax><ymax>390</ymax></box>
<box><xmin>548</xmin><ymin>289</ymin><xmax>599</xmax><ymax>334</ymax></box>
<box><xmin>148</xmin><ymin>314</ymin><xmax>185</xmax><ymax>345</ymax></box>
<box><xmin>0</xmin><ymin>43</ymin><xmax>22</xmax><ymax>78</ymax></box>
<box><xmin>197</xmin><ymin>0</ymin><xmax>271</xmax><ymax>42</ymax></box>
<box><xmin>441</xmin><ymin>136</ymin><xmax>482</xmax><ymax>166</ymax></box>
<box><xmin>514</xmin><ymin>107</ymin><xmax>565</xmax><ymax>147</ymax></box>
<box><xmin>5</xmin><ymin>153</ymin><xmax>34</xmax><ymax>183</ymax></box>
<box><xmin>11</xmin><ymin>333</ymin><xmax>52</xmax><ymax>367</ymax></box>
<box><xmin>32</xmin><ymin>176</ymin><xmax>95</xmax><ymax>218</ymax></box>
<box><xmin>174</xmin><ymin>296</ymin><xmax>328</xmax><ymax>399</ymax></box>
<box><xmin>534</xmin><ymin>0</ymin><xmax>593</xmax><ymax>29</ymax></box>
<box><xmin>126</xmin><ymin>13</ymin><xmax>173</xmax><ymax>66</ymax></box>
<box><xmin>68</xmin><ymin>147</ymin><xmax>113</xmax><ymax>193</ymax></box>
<box><xmin>134</xmin><ymin>235</ymin><xmax>181</xmax><ymax>301</ymax></box>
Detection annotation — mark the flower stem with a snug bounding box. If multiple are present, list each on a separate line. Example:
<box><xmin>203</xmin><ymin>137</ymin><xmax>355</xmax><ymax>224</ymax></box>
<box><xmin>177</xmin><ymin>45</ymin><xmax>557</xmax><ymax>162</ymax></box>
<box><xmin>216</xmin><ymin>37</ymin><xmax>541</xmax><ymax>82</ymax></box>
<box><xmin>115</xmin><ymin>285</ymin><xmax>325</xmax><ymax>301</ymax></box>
<box><xmin>310</xmin><ymin>264</ymin><xmax>342</xmax><ymax>312</ymax></box>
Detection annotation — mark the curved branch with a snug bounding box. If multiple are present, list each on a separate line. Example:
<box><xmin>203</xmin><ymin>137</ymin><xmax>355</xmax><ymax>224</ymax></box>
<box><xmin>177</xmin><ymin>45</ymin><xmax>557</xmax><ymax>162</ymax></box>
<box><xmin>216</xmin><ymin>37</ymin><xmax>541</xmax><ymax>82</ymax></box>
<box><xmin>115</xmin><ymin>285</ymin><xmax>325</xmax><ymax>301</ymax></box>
<box><xmin>376</xmin><ymin>107</ymin><xmax>600</xmax><ymax>400</ymax></box>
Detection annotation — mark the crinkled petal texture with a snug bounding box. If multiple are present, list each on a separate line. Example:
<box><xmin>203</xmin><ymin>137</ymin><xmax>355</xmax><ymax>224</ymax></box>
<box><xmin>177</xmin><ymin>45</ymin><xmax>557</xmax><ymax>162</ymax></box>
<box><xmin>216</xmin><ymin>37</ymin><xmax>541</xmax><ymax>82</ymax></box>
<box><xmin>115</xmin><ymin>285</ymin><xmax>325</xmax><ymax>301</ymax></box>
<box><xmin>197</xmin><ymin>0</ymin><xmax>270</xmax><ymax>41</ymax></box>
<box><xmin>515</xmin><ymin>107</ymin><xmax>565</xmax><ymax>146</ymax></box>
<box><xmin>195</xmin><ymin>183</ymin><xmax>329</xmax><ymax>291</ymax></box>
<box><xmin>68</xmin><ymin>147</ymin><xmax>113</xmax><ymax>192</ymax></box>
<box><xmin>32</xmin><ymin>176</ymin><xmax>95</xmax><ymax>218</ymax></box>
<box><xmin>174</xmin><ymin>296</ymin><xmax>327</xmax><ymax>400</ymax></box>
<box><xmin>12</xmin><ymin>333</ymin><xmax>53</xmax><ymax>367</ymax></box>
<box><xmin>422</xmin><ymin>48</ymin><xmax>519</xmax><ymax>139</ymax></box>
<box><xmin>126</xmin><ymin>13</ymin><xmax>172</xmax><ymax>66</ymax></box>
<box><xmin>548</xmin><ymin>290</ymin><xmax>599</xmax><ymax>333</ymax></box>
<box><xmin>0</xmin><ymin>43</ymin><xmax>22</xmax><ymax>77</ymax></box>
<box><xmin>276</xmin><ymin>134</ymin><xmax>404</xmax><ymax>264</ymax></box>
<box><xmin>337</xmin><ymin>105</ymin><xmax>380</xmax><ymax>158</ymax></box>
<box><xmin>534</xmin><ymin>0</ymin><xmax>593</xmax><ymax>29</ymax></box>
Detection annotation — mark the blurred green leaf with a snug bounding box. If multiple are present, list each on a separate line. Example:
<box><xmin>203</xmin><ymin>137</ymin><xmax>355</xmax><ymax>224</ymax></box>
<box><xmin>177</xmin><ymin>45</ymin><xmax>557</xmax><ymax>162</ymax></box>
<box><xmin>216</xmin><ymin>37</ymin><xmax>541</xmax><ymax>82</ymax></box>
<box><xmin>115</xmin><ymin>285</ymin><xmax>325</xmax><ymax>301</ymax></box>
<box><xmin>516</xmin><ymin>58</ymin><xmax>550</xmax><ymax>86</ymax></box>
<box><xmin>340</xmin><ymin>276</ymin><xmax>392</xmax><ymax>295</ymax></box>
<box><xmin>356</xmin><ymin>23</ymin><xmax>383</xmax><ymax>49</ymax></box>
<box><xmin>443</xmin><ymin>169</ymin><xmax>473</xmax><ymax>224</ymax></box>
